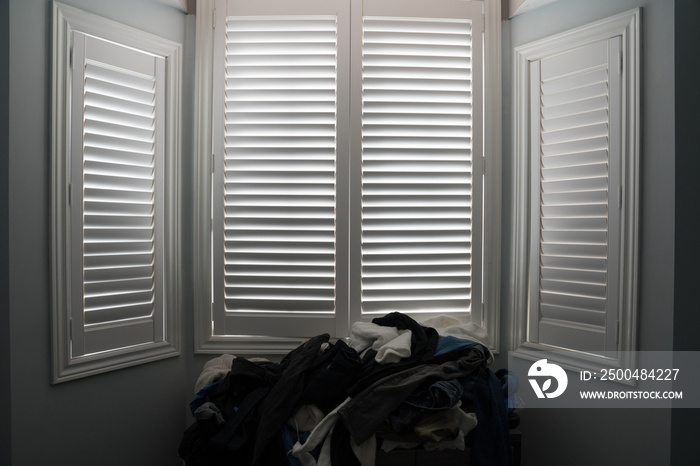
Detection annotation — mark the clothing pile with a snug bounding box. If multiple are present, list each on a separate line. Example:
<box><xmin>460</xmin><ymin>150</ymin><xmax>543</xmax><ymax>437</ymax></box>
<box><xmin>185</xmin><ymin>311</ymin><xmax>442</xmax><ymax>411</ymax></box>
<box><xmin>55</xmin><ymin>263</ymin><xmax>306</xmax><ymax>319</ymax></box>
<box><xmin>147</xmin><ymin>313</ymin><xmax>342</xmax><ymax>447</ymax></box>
<box><xmin>179</xmin><ymin>312</ymin><xmax>513</xmax><ymax>466</ymax></box>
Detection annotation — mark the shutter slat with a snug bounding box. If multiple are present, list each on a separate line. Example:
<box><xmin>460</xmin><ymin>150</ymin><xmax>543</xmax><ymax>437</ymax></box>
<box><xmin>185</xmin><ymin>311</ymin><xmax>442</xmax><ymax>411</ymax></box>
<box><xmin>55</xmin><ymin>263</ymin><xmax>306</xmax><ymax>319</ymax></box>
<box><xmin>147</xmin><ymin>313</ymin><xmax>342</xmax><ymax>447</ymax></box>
<box><xmin>84</xmin><ymin>301</ymin><xmax>154</xmax><ymax>325</ymax></box>
<box><xmin>362</xmin><ymin>299</ymin><xmax>469</xmax><ymax>315</ymax></box>
<box><xmin>541</xmin><ymin>95</ymin><xmax>609</xmax><ymax>120</ymax></box>
<box><xmin>541</xmin><ymin>255</ymin><xmax>607</xmax><ymax>271</ymax></box>
<box><xmin>85</xmin><ymin>276</ymin><xmax>154</xmax><ymax>296</ymax></box>
<box><xmin>540</xmin><ymin>291</ymin><xmax>606</xmax><ymax>313</ymax></box>
<box><xmin>224</xmin><ymin>299</ymin><xmax>334</xmax><ymax>313</ymax></box>
<box><xmin>541</xmin><ymin>204</ymin><xmax>607</xmax><ymax>218</ymax></box>
<box><xmin>364</xmin><ymin>101</ymin><xmax>471</xmax><ymax>115</ymax></box>
<box><xmin>539</xmin><ymin>305</ymin><xmax>606</xmax><ymax>327</ymax></box>
<box><xmin>540</xmin><ymin>82</ymin><xmax>608</xmax><ymax>108</ymax></box>
<box><xmin>540</xmin><ymin>267</ymin><xmax>606</xmax><ymax>284</ymax></box>
<box><xmin>540</xmin><ymin>67</ymin><xmax>608</xmax><ymax>94</ymax></box>
<box><xmin>541</xmin><ymin>149</ymin><xmax>608</xmax><ymax>169</ymax></box>
<box><xmin>84</xmin><ymin>252</ymin><xmax>153</xmax><ymax>269</ymax></box>
<box><xmin>84</xmin><ymin>105</ymin><xmax>154</xmax><ymax>131</ymax></box>
<box><xmin>83</xmin><ymin>265</ymin><xmax>155</xmax><ymax>283</ymax></box>
<box><xmin>83</xmin><ymin>146</ymin><xmax>156</xmax><ymax>167</ymax></box>
<box><xmin>363</xmin><ymin>253</ymin><xmax>470</xmax><ymax>266</ymax></box>
<box><xmin>225</xmin><ymin>263</ymin><xmax>335</xmax><ymax>276</ymax></box>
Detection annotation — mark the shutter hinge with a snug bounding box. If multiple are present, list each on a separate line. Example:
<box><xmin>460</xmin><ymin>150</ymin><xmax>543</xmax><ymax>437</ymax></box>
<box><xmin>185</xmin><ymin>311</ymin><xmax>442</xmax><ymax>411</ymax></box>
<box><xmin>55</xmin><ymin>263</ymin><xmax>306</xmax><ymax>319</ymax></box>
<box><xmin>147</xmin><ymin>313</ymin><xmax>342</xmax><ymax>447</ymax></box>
<box><xmin>211</xmin><ymin>153</ymin><xmax>215</xmax><ymax>173</ymax></box>
<box><xmin>69</xmin><ymin>319</ymin><xmax>73</xmax><ymax>339</ymax></box>
<box><xmin>616</xmin><ymin>321</ymin><xmax>620</xmax><ymax>344</ymax></box>
<box><xmin>482</xmin><ymin>155</ymin><xmax>486</xmax><ymax>176</ymax></box>
<box><xmin>68</xmin><ymin>183</ymin><xmax>72</xmax><ymax>206</ymax></box>
<box><xmin>212</xmin><ymin>8</ymin><xmax>216</xmax><ymax>29</ymax></box>
<box><xmin>482</xmin><ymin>13</ymin><xmax>485</xmax><ymax>31</ymax></box>
<box><xmin>69</xmin><ymin>46</ymin><xmax>73</xmax><ymax>69</ymax></box>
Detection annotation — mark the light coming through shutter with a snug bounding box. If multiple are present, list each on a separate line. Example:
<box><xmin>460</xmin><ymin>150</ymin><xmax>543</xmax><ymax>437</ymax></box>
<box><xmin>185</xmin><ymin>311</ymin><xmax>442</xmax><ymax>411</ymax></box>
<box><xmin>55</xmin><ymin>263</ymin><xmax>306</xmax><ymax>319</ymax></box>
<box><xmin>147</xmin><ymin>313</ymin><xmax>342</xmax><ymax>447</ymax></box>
<box><xmin>71</xmin><ymin>32</ymin><xmax>165</xmax><ymax>356</ymax></box>
<box><xmin>529</xmin><ymin>38</ymin><xmax>622</xmax><ymax>352</ymax></box>
<box><xmin>214</xmin><ymin>16</ymin><xmax>338</xmax><ymax>338</ymax></box>
<box><xmin>361</xmin><ymin>15</ymin><xmax>483</xmax><ymax>318</ymax></box>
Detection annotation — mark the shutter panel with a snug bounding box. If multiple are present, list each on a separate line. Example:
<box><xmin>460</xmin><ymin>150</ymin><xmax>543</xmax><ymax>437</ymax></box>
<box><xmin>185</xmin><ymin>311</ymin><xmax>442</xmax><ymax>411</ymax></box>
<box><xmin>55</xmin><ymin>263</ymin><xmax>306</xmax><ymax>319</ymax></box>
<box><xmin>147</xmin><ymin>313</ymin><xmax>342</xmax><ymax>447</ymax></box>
<box><xmin>360</xmin><ymin>2</ymin><xmax>483</xmax><ymax>320</ymax></box>
<box><xmin>529</xmin><ymin>38</ymin><xmax>622</xmax><ymax>352</ymax></box>
<box><xmin>212</xmin><ymin>8</ymin><xmax>339</xmax><ymax>338</ymax></box>
<box><xmin>70</xmin><ymin>32</ymin><xmax>165</xmax><ymax>356</ymax></box>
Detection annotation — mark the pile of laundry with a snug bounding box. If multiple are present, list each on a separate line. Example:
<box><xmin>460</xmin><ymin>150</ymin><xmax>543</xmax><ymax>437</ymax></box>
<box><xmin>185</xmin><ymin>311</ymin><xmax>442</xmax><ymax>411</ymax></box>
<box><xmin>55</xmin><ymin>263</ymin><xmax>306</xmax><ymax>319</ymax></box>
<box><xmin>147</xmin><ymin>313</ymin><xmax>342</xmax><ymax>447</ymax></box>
<box><xmin>178</xmin><ymin>312</ymin><xmax>513</xmax><ymax>466</ymax></box>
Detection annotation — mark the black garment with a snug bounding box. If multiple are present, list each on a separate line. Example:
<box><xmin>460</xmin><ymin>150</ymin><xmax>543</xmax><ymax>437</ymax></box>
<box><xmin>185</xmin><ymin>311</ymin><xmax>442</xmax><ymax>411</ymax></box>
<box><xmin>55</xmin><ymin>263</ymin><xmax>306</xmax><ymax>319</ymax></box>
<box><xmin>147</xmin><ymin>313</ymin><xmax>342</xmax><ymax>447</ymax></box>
<box><xmin>251</xmin><ymin>333</ymin><xmax>331</xmax><ymax>466</ymax></box>
<box><xmin>299</xmin><ymin>339</ymin><xmax>362</xmax><ymax>414</ymax></box>
<box><xmin>348</xmin><ymin>312</ymin><xmax>440</xmax><ymax>397</ymax></box>
<box><xmin>330</xmin><ymin>422</ymin><xmax>361</xmax><ymax>466</ymax></box>
<box><xmin>179</xmin><ymin>382</ymin><xmax>270</xmax><ymax>466</ymax></box>
<box><xmin>209</xmin><ymin>386</ymin><xmax>269</xmax><ymax>465</ymax></box>
<box><xmin>179</xmin><ymin>334</ymin><xmax>331</xmax><ymax>466</ymax></box>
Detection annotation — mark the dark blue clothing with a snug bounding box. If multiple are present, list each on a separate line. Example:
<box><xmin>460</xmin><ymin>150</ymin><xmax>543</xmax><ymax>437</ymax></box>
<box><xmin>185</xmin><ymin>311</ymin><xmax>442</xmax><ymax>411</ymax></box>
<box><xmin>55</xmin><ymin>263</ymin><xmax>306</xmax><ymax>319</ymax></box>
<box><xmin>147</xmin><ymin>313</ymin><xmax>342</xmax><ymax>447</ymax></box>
<box><xmin>464</xmin><ymin>369</ymin><xmax>513</xmax><ymax>466</ymax></box>
<box><xmin>405</xmin><ymin>378</ymin><xmax>463</xmax><ymax>410</ymax></box>
<box><xmin>434</xmin><ymin>335</ymin><xmax>483</xmax><ymax>357</ymax></box>
<box><xmin>190</xmin><ymin>380</ymin><xmax>224</xmax><ymax>414</ymax></box>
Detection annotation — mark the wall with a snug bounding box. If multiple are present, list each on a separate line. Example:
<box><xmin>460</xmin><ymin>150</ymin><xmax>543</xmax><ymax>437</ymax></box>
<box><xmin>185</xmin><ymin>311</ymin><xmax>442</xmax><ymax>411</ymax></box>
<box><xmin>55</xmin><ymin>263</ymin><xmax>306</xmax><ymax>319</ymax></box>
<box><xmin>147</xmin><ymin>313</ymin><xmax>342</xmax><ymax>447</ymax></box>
<box><xmin>671</xmin><ymin>0</ymin><xmax>700</xmax><ymax>463</ymax></box>
<box><xmin>6</xmin><ymin>0</ymin><xmax>193</xmax><ymax>464</ymax></box>
<box><xmin>4</xmin><ymin>0</ymin><xmax>689</xmax><ymax>464</ymax></box>
<box><xmin>501</xmin><ymin>0</ymin><xmax>676</xmax><ymax>464</ymax></box>
<box><xmin>1</xmin><ymin>0</ymin><xmax>11</xmax><ymax>463</ymax></box>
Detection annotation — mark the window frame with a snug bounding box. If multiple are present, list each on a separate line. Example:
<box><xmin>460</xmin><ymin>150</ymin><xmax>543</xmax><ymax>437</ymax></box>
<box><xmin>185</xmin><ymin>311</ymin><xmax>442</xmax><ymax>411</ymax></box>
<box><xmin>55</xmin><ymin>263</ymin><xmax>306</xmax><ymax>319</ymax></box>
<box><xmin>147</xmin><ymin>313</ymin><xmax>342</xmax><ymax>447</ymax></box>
<box><xmin>510</xmin><ymin>8</ymin><xmax>640</xmax><ymax>373</ymax></box>
<box><xmin>51</xmin><ymin>1</ymin><xmax>182</xmax><ymax>383</ymax></box>
<box><xmin>193</xmin><ymin>0</ymin><xmax>502</xmax><ymax>354</ymax></box>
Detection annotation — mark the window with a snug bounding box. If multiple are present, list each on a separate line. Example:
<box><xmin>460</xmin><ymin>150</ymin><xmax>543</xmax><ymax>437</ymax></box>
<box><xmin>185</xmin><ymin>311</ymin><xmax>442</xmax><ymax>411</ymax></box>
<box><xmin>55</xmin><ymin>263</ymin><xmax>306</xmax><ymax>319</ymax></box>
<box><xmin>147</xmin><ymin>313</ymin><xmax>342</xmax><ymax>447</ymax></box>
<box><xmin>194</xmin><ymin>0</ymin><xmax>501</xmax><ymax>353</ymax></box>
<box><xmin>511</xmin><ymin>9</ymin><xmax>640</xmax><ymax>372</ymax></box>
<box><xmin>51</xmin><ymin>2</ymin><xmax>181</xmax><ymax>382</ymax></box>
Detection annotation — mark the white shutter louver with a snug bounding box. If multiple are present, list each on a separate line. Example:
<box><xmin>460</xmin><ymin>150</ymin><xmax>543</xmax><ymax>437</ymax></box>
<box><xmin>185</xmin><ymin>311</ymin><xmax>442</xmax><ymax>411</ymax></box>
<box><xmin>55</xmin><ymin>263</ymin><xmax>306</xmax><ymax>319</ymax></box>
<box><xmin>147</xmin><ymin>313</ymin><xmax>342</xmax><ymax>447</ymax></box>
<box><xmin>360</xmin><ymin>14</ymin><xmax>483</xmax><ymax>319</ymax></box>
<box><xmin>213</xmin><ymin>15</ymin><xmax>338</xmax><ymax>338</ymax></box>
<box><xmin>529</xmin><ymin>38</ymin><xmax>622</xmax><ymax>352</ymax></box>
<box><xmin>70</xmin><ymin>33</ymin><xmax>165</xmax><ymax>356</ymax></box>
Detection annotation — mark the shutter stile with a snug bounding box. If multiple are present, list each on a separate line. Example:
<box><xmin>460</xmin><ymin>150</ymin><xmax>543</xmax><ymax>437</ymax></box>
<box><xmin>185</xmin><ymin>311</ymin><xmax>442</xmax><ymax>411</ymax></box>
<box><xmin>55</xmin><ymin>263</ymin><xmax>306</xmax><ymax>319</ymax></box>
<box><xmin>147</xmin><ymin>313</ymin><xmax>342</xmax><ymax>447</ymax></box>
<box><xmin>220</xmin><ymin>17</ymin><xmax>338</xmax><ymax>334</ymax></box>
<box><xmin>361</xmin><ymin>17</ymin><xmax>476</xmax><ymax>316</ymax></box>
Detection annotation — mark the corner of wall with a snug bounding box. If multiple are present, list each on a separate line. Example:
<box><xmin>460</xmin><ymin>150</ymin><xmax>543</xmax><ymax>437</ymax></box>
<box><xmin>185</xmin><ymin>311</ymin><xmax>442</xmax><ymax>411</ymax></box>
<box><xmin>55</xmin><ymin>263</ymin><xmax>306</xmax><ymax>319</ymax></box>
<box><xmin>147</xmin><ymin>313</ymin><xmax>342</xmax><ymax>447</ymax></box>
<box><xmin>672</xmin><ymin>0</ymin><xmax>700</xmax><ymax>460</ymax></box>
<box><xmin>0</xmin><ymin>0</ymin><xmax>11</xmax><ymax>462</ymax></box>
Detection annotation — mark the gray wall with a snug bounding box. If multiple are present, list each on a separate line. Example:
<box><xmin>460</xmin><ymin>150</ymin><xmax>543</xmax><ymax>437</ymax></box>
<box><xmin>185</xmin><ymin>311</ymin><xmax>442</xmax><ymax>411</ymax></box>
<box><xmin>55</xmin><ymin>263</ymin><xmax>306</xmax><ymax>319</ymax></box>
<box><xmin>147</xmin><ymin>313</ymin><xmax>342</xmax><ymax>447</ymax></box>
<box><xmin>6</xmin><ymin>0</ymin><xmax>193</xmax><ymax>464</ymax></box>
<box><xmin>671</xmin><ymin>0</ymin><xmax>700</xmax><ymax>464</ymax></box>
<box><xmin>1</xmin><ymin>0</ymin><xmax>11</xmax><ymax>464</ymax></box>
<box><xmin>3</xmin><ymin>0</ymin><xmax>694</xmax><ymax>464</ymax></box>
<box><xmin>501</xmin><ymin>0</ymin><xmax>677</xmax><ymax>465</ymax></box>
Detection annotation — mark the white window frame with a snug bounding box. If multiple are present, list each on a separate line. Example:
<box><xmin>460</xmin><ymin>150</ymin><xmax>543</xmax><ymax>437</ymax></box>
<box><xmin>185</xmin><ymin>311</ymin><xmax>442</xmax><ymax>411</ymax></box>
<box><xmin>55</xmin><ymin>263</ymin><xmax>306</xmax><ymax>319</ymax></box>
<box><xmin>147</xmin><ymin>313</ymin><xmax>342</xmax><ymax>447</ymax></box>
<box><xmin>510</xmin><ymin>9</ymin><xmax>640</xmax><ymax>373</ymax></box>
<box><xmin>51</xmin><ymin>2</ymin><xmax>182</xmax><ymax>383</ymax></box>
<box><xmin>194</xmin><ymin>0</ymin><xmax>501</xmax><ymax>354</ymax></box>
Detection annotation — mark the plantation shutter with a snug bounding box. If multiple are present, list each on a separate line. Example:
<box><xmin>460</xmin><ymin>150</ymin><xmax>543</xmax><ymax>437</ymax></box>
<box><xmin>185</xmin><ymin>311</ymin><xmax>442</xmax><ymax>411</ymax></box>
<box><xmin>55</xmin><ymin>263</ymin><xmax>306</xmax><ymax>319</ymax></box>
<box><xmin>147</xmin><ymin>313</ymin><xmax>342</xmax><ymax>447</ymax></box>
<box><xmin>69</xmin><ymin>32</ymin><xmax>165</xmax><ymax>356</ymax></box>
<box><xmin>211</xmin><ymin>0</ymin><xmax>343</xmax><ymax>338</ymax></box>
<box><xmin>528</xmin><ymin>38</ymin><xmax>622</xmax><ymax>352</ymax></box>
<box><xmin>359</xmin><ymin>0</ymin><xmax>483</xmax><ymax>321</ymax></box>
